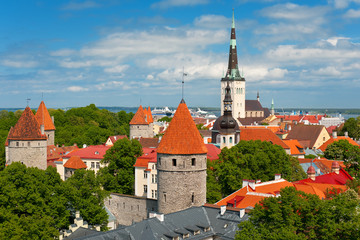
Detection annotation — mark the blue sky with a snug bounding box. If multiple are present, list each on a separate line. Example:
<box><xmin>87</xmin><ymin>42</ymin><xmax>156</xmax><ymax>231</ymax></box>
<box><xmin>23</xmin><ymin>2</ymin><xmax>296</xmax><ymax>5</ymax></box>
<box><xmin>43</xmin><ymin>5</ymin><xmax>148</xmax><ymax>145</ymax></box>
<box><xmin>1</xmin><ymin>0</ymin><xmax>360</xmax><ymax>109</ymax></box>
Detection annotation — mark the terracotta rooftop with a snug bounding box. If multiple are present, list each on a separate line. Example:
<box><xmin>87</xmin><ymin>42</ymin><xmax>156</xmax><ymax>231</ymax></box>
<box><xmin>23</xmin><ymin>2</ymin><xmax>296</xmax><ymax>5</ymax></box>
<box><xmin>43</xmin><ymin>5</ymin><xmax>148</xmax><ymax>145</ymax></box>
<box><xmin>64</xmin><ymin>145</ymin><xmax>110</xmax><ymax>159</ymax></box>
<box><xmin>134</xmin><ymin>148</ymin><xmax>157</xmax><ymax>168</ymax></box>
<box><xmin>240</xmin><ymin>128</ymin><xmax>290</xmax><ymax>149</ymax></box>
<box><xmin>35</xmin><ymin>101</ymin><xmax>55</xmax><ymax>131</ymax></box>
<box><xmin>64</xmin><ymin>156</ymin><xmax>87</xmax><ymax>169</ymax></box>
<box><xmin>206</xmin><ymin>144</ymin><xmax>221</xmax><ymax>161</ymax></box>
<box><xmin>7</xmin><ymin>107</ymin><xmax>47</xmax><ymax>141</ymax></box>
<box><xmin>138</xmin><ymin>137</ymin><xmax>159</xmax><ymax>148</ymax></box>
<box><xmin>130</xmin><ymin>105</ymin><xmax>150</xmax><ymax>125</ymax></box>
<box><xmin>157</xmin><ymin>100</ymin><xmax>207</xmax><ymax>155</ymax></box>
<box><xmin>286</xmin><ymin>124</ymin><xmax>328</xmax><ymax>149</ymax></box>
<box><xmin>283</xmin><ymin>139</ymin><xmax>305</xmax><ymax>155</ymax></box>
<box><xmin>318</xmin><ymin>136</ymin><xmax>360</xmax><ymax>152</ymax></box>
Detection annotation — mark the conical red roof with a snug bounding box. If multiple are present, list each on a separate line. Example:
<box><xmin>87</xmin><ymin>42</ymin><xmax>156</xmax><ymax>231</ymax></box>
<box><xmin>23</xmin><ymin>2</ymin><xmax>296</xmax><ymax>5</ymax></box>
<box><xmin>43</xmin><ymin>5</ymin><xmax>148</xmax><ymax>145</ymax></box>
<box><xmin>147</xmin><ymin>107</ymin><xmax>153</xmax><ymax>123</ymax></box>
<box><xmin>129</xmin><ymin>105</ymin><xmax>149</xmax><ymax>125</ymax></box>
<box><xmin>35</xmin><ymin>101</ymin><xmax>55</xmax><ymax>130</ymax></box>
<box><xmin>63</xmin><ymin>156</ymin><xmax>87</xmax><ymax>169</ymax></box>
<box><xmin>8</xmin><ymin>107</ymin><xmax>47</xmax><ymax>140</ymax></box>
<box><xmin>157</xmin><ymin>100</ymin><xmax>207</xmax><ymax>155</ymax></box>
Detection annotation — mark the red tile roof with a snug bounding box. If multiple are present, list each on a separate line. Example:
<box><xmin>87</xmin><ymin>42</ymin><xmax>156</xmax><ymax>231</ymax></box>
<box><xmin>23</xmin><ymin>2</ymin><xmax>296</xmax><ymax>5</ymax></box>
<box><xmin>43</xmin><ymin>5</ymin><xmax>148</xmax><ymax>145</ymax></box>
<box><xmin>157</xmin><ymin>100</ymin><xmax>207</xmax><ymax>155</ymax></box>
<box><xmin>134</xmin><ymin>148</ymin><xmax>157</xmax><ymax>167</ymax></box>
<box><xmin>138</xmin><ymin>137</ymin><xmax>159</xmax><ymax>148</ymax></box>
<box><xmin>206</xmin><ymin>144</ymin><xmax>221</xmax><ymax>160</ymax></box>
<box><xmin>240</xmin><ymin>128</ymin><xmax>290</xmax><ymax>149</ymax></box>
<box><xmin>64</xmin><ymin>145</ymin><xmax>110</xmax><ymax>159</ymax></box>
<box><xmin>64</xmin><ymin>156</ymin><xmax>87</xmax><ymax>169</ymax></box>
<box><xmin>7</xmin><ymin>107</ymin><xmax>47</xmax><ymax>141</ymax></box>
<box><xmin>130</xmin><ymin>105</ymin><xmax>149</xmax><ymax>125</ymax></box>
<box><xmin>326</xmin><ymin>126</ymin><xmax>337</xmax><ymax>134</ymax></box>
<box><xmin>35</xmin><ymin>101</ymin><xmax>55</xmax><ymax>131</ymax></box>
<box><xmin>107</xmin><ymin>135</ymin><xmax>128</xmax><ymax>145</ymax></box>
<box><xmin>318</xmin><ymin>136</ymin><xmax>360</xmax><ymax>152</ymax></box>
<box><xmin>47</xmin><ymin>145</ymin><xmax>79</xmax><ymax>161</ymax></box>
<box><xmin>283</xmin><ymin>139</ymin><xmax>304</xmax><ymax>155</ymax></box>
<box><xmin>146</xmin><ymin>107</ymin><xmax>153</xmax><ymax>123</ymax></box>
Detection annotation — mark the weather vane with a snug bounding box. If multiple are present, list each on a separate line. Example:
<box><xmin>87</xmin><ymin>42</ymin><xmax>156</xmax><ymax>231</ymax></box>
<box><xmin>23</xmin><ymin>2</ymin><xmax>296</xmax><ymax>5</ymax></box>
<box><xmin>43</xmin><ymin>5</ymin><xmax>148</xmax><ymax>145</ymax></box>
<box><xmin>26</xmin><ymin>98</ymin><xmax>31</xmax><ymax>106</ymax></box>
<box><xmin>182</xmin><ymin>67</ymin><xmax>188</xmax><ymax>100</ymax></box>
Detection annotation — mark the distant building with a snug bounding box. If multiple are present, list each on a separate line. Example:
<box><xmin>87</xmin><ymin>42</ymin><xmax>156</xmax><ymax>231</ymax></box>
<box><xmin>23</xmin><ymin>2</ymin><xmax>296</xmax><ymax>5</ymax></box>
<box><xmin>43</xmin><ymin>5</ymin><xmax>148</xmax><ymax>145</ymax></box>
<box><xmin>105</xmin><ymin>135</ymin><xmax>127</xmax><ymax>146</ymax></box>
<box><xmin>129</xmin><ymin>106</ymin><xmax>154</xmax><ymax>139</ymax></box>
<box><xmin>286</xmin><ymin>124</ymin><xmax>330</xmax><ymax>149</ymax></box>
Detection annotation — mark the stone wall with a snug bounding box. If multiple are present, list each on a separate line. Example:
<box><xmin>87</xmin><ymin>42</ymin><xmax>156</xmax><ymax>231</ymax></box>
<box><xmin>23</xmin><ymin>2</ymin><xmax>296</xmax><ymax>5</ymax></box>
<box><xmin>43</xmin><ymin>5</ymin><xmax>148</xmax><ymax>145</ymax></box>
<box><xmin>105</xmin><ymin>193</ymin><xmax>158</xmax><ymax>226</ymax></box>
<box><xmin>8</xmin><ymin>139</ymin><xmax>47</xmax><ymax>170</ymax></box>
<box><xmin>157</xmin><ymin>153</ymin><xmax>207</xmax><ymax>214</ymax></box>
<box><xmin>45</xmin><ymin>130</ymin><xmax>55</xmax><ymax>146</ymax></box>
<box><xmin>130</xmin><ymin>124</ymin><xmax>153</xmax><ymax>139</ymax></box>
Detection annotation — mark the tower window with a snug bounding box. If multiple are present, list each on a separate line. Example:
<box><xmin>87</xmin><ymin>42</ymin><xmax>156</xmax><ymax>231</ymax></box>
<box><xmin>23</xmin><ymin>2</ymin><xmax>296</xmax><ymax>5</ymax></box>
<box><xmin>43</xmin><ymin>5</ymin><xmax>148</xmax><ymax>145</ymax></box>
<box><xmin>172</xmin><ymin>159</ymin><xmax>177</xmax><ymax>166</ymax></box>
<box><xmin>158</xmin><ymin>157</ymin><xmax>161</xmax><ymax>165</ymax></box>
<box><xmin>192</xmin><ymin>158</ymin><xmax>196</xmax><ymax>166</ymax></box>
<box><xmin>16</xmin><ymin>142</ymin><xmax>19</xmax><ymax>147</ymax></box>
<box><xmin>223</xmin><ymin>137</ymin><xmax>226</xmax><ymax>143</ymax></box>
<box><xmin>27</xmin><ymin>142</ymin><xmax>30</xmax><ymax>147</ymax></box>
<box><xmin>192</xmin><ymin>192</ymin><xmax>194</xmax><ymax>203</ymax></box>
<box><xmin>164</xmin><ymin>192</ymin><xmax>167</xmax><ymax>202</ymax></box>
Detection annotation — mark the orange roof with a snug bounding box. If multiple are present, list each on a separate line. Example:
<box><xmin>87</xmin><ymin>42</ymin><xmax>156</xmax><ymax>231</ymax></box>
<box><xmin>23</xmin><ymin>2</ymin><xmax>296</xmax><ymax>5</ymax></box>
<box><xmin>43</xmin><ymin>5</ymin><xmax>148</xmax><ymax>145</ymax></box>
<box><xmin>63</xmin><ymin>156</ymin><xmax>87</xmax><ymax>169</ymax></box>
<box><xmin>8</xmin><ymin>107</ymin><xmax>47</xmax><ymax>141</ymax></box>
<box><xmin>146</xmin><ymin>107</ymin><xmax>153</xmax><ymax>123</ymax></box>
<box><xmin>283</xmin><ymin>139</ymin><xmax>304</xmax><ymax>155</ymax></box>
<box><xmin>293</xmin><ymin>183</ymin><xmax>326</xmax><ymax>199</ymax></box>
<box><xmin>235</xmin><ymin>195</ymin><xmax>266</xmax><ymax>208</ymax></box>
<box><xmin>318</xmin><ymin>136</ymin><xmax>360</xmax><ymax>152</ymax></box>
<box><xmin>157</xmin><ymin>100</ymin><xmax>207</xmax><ymax>155</ymax></box>
<box><xmin>239</xmin><ymin>125</ymin><xmax>280</xmax><ymax>133</ymax></box>
<box><xmin>35</xmin><ymin>101</ymin><xmax>55</xmax><ymax>131</ymax></box>
<box><xmin>130</xmin><ymin>105</ymin><xmax>149</xmax><ymax>125</ymax></box>
<box><xmin>240</xmin><ymin>128</ymin><xmax>290</xmax><ymax>149</ymax></box>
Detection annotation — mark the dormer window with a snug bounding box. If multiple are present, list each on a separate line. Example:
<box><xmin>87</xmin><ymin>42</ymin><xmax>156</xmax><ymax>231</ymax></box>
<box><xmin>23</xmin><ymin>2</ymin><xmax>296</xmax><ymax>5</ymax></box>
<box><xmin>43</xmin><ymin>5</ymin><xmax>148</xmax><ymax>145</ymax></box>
<box><xmin>95</xmin><ymin>151</ymin><xmax>99</xmax><ymax>155</ymax></box>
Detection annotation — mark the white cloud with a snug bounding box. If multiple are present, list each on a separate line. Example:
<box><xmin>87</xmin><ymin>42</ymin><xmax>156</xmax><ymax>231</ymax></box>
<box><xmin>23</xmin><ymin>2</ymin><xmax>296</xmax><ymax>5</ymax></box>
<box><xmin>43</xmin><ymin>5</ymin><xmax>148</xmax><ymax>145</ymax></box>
<box><xmin>1</xmin><ymin>59</ymin><xmax>38</xmax><ymax>68</ymax></box>
<box><xmin>104</xmin><ymin>65</ymin><xmax>129</xmax><ymax>73</ymax></box>
<box><xmin>67</xmin><ymin>86</ymin><xmax>89</xmax><ymax>92</ymax></box>
<box><xmin>95</xmin><ymin>81</ymin><xmax>124</xmax><ymax>90</ymax></box>
<box><xmin>312</xmin><ymin>66</ymin><xmax>341</xmax><ymax>76</ymax></box>
<box><xmin>330</xmin><ymin>0</ymin><xmax>360</xmax><ymax>9</ymax></box>
<box><xmin>326</xmin><ymin>37</ymin><xmax>350</xmax><ymax>46</ymax></box>
<box><xmin>151</xmin><ymin>0</ymin><xmax>208</xmax><ymax>9</ymax></box>
<box><xmin>61</xmin><ymin>1</ymin><xmax>101</xmax><ymax>10</ymax></box>
<box><xmin>344</xmin><ymin>8</ymin><xmax>360</xmax><ymax>18</ymax></box>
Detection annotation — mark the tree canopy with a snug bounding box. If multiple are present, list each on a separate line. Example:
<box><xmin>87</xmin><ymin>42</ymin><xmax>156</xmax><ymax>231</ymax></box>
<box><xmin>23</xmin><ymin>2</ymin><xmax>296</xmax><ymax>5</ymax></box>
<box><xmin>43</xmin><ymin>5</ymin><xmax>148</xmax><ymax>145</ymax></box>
<box><xmin>338</xmin><ymin>117</ymin><xmax>360</xmax><ymax>140</ymax></box>
<box><xmin>98</xmin><ymin>138</ymin><xmax>143</xmax><ymax>194</ymax></box>
<box><xmin>236</xmin><ymin>187</ymin><xmax>360</xmax><ymax>240</ymax></box>
<box><xmin>206</xmin><ymin>140</ymin><xmax>306</xmax><ymax>203</ymax></box>
<box><xmin>324</xmin><ymin>139</ymin><xmax>360</xmax><ymax>177</ymax></box>
<box><xmin>0</xmin><ymin>163</ymin><xmax>109</xmax><ymax>239</ymax></box>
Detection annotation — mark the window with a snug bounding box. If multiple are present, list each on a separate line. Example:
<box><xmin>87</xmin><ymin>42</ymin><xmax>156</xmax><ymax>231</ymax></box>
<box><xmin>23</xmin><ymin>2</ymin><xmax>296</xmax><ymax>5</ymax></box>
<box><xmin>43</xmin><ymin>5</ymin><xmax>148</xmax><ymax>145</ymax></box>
<box><xmin>144</xmin><ymin>171</ymin><xmax>148</xmax><ymax>179</ymax></box>
<box><xmin>191</xmin><ymin>158</ymin><xmax>196</xmax><ymax>166</ymax></box>
<box><xmin>152</xmin><ymin>174</ymin><xmax>155</xmax><ymax>183</ymax></box>
<box><xmin>96</xmin><ymin>162</ymin><xmax>100</xmax><ymax>169</ymax></box>
<box><xmin>155</xmin><ymin>190</ymin><xmax>157</xmax><ymax>198</ymax></box>
<box><xmin>172</xmin><ymin>159</ymin><xmax>177</xmax><ymax>166</ymax></box>
<box><xmin>164</xmin><ymin>192</ymin><xmax>167</xmax><ymax>202</ymax></box>
<box><xmin>144</xmin><ymin>185</ymin><xmax>147</xmax><ymax>193</ymax></box>
<box><xmin>191</xmin><ymin>192</ymin><xmax>194</xmax><ymax>203</ymax></box>
<box><xmin>229</xmin><ymin>137</ymin><xmax>233</xmax><ymax>143</ymax></box>
<box><xmin>158</xmin><ymin>157</ymin><xmax>161</xmax><ymax>165</ymax></box>
<box><xmin>152</xmin><ymin>190</ymin><xmax>154</xmax><ymax>198</ymax></box>
<box><xmin>152</xmin><ymin>164</ymin><xmax>156</xmax><ymax>170</ymax></box>
<box><xmin>223</xmin><ymin>137</ymin><xmax>226</xmax><ymax>143</ymax></box>
<box><xmin>91</xmin><ymin>162</ymin><xmax>95</xmax><ymax>169</ymax></box>
<box><xmin>27</xmin><ymin>142</ymin><xmax>30</xmax><ymax>147</ymax></box>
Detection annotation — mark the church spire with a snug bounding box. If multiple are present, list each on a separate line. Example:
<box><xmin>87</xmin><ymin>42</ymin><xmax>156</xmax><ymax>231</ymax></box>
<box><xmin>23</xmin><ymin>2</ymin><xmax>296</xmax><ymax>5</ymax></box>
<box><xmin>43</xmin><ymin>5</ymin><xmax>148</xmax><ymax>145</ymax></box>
<box><xmin>225</xmin><ymin>9</ymin><xmax>243</xmax><ymax>81</ymax></box>
<box><xmin>223</xmin><ymin>81</ymin><xmax>232</xmax><ymax>114</ymax></box>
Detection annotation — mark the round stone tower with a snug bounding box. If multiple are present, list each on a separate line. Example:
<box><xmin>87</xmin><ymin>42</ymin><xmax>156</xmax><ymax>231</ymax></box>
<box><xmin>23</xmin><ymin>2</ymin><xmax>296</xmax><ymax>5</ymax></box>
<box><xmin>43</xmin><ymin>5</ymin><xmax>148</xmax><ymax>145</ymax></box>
<box><xmin>157</xmin><ymin>99</ymin><xmax>208</xmax><ymax>214</ymax></box>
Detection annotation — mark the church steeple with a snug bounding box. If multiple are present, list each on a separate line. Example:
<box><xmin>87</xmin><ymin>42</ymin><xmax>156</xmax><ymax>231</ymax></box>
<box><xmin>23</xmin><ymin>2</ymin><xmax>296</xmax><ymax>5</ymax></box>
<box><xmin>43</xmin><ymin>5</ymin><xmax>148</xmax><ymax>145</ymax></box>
<box><xmin>223</xmin><ymin>81</ymin><xmax>232</xmax><ymax>114</ymax></box>
<box><xmin>224</xmin><ymin>9</ymin><xmax>243</xmax><ymax>81</ymax></box>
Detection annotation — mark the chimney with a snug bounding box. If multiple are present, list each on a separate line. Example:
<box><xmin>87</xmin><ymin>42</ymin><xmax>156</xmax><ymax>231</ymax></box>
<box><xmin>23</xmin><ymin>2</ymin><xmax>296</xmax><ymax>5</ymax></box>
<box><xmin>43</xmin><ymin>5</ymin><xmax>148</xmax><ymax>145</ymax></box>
<box><xmin>156</xmin><ymin>213</ymin><xmax>164</xmax><ymax>222</ymax></box>
<box><xmin>345</xmin><ymin>132</ymin><xmax>349</xmax><ymax>138</ymax></box>
<box><xmin>220</xmin><ymin>205</ymin><xmax>226</xmax><ymax>215</ymax></box>
<box><xmin>332</xmin><ymin>131</ymin><xmax>337</xmax><ymax>139</ymax></box>
<box><xmin>307</xmin><ymin>166</ymin><xmax>316</xmax><ymax>181</ymax></box>
<box><xmin>75</xmin><ymin>211</ymin><xmax>80</xmax><ymax>219</ymax></box>
<box><xmin>242</xmin><ymin>179</ymin><xmax>248</xmax><ymax>188</ymax></box>
<box><xmin>331</xmin><ymin>161</ymin><xmax>340</xmax><ymax>174</ymax></box>
<box><xmin>275</xmin><ymin>174</ymin><xmax>281</xmax><ymax>180</ymax></box>
<box><xmin>40</xmin><ymin>124</ymin><xmax>44</xmax><ymax>135</ymax></box>
<box><xmin>239</xmin><ymin>209</ymin><xmax>245</xmax><ymax>218</ymax></box>
<box><xmin>95</xmin><ymin>225</ymin><xmax>101</xmax><ymax>231</ymax></box>
<box><xmin>248</xmin><ymin>180</ymin><xmax>255</xmax><ymax>190</ymax></box>
<box><xmin>256</xmin><ymin>179</ymin><xmax>261</xmax><ymax>184</ymax></box>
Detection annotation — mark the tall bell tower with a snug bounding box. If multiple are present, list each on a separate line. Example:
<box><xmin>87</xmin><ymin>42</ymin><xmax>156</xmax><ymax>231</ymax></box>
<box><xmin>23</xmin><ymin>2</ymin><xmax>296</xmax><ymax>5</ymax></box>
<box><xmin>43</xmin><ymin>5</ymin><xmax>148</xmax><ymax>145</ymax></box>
<box><xmin>220</xmin><ymin>10</ymin><xmax>246</xmax><ymax>120</ymax></box>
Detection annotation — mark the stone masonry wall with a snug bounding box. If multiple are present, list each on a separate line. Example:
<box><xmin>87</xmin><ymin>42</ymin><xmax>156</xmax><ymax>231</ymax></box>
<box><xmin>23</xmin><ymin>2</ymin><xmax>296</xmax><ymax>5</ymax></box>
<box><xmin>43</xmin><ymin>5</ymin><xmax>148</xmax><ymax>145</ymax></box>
<box><xmin>157</xmin><ymin>153</ymin><xmax>207</xmax><ymax>214</ymax></box>
<box><xmin>45</xmin><ymin>130</ymin><xmax>55</xmax><ymax>146</ymax></box>
<box><xmin>130</xmin><ymin>124</ymin><xmax>153</xmax><ymax>139</ymax></box>
<box><xmin>105</xmin><ymin>193</ymin><xmax>158</xmax><ymax>226</ymax></box>
<box><xmin>8</xmin><ymin>140</ymin><xmax>47</xmax><ymax>170</ymax></box>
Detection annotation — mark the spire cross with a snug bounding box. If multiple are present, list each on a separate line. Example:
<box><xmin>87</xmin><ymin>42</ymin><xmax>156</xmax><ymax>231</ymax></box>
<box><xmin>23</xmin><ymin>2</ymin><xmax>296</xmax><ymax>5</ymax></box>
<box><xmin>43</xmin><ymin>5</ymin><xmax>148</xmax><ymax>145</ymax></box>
<box><xmin>26</xmin><ymin>98</ymin><xmax>31</xmax><ymax>107</ymax></box>
<box><xmin>182</xmin><ymin>67</ymin><xmax>188</xmax><ymax>100</ymax></box>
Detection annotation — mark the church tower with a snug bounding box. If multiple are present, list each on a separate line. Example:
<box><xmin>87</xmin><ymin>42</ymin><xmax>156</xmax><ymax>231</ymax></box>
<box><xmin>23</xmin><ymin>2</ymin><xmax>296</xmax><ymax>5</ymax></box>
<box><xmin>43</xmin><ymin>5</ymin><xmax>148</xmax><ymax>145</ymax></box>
<box><xmin>221</xmin><ymin>10</ymin><xmax>245</xmax><ymax>120</ymax></box>
<box><xmin>157</xmin><ymin>99</ymin><xmax>207</xmax><ymax>214</ymax></box>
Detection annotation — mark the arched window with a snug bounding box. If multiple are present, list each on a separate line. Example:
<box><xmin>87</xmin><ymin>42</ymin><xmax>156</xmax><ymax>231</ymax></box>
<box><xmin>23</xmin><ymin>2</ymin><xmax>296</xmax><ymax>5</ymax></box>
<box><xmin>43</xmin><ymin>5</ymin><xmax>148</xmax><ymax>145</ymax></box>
<box><xmin>223</xmin><ymin>137</ymin><xmax>226</xmax><ymax>143</ymax></box>
<box><xmin>229</xmin><ymin>137</ymin><xmax>233</xmax><ymax>143</ymax></box>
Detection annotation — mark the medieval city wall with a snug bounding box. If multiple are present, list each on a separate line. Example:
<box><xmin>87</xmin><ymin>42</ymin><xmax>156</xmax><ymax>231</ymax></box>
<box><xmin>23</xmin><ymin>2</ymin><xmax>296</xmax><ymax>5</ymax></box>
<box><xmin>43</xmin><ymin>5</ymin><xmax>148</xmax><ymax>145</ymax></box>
<box><xmin>8</xmin><ymin>140</ymin><xmax>47</xmax><ymax>170</ymax></box>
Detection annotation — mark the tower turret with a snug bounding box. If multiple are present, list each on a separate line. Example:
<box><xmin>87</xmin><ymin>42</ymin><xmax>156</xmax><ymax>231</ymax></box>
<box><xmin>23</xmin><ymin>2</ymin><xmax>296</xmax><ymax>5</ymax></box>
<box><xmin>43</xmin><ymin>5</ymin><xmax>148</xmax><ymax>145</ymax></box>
<box><xmin>221</xmin><ymin>10</ymin><xmax>246</xmax><ymax>120</ymax></box>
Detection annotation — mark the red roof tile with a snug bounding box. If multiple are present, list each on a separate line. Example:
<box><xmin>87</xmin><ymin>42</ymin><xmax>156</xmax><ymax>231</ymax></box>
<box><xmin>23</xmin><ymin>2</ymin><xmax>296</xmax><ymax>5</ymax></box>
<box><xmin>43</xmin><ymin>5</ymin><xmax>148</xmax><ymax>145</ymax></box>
<box><xmin>283</xmin><ymin>139</ymin><xmax>304</xmax><ymax>155</ymax></box>
<box><xmin>240</xmin><ymin>128</ymin><xmax>290</xmax><ymax>149</ymax></box>
<box><xmin>157</xmin><ymin>100</ymin><xmax>207</xmax><ymax>154</ymax></box>
<box><xmin>64</xmin><ymin>156</ymin><xmax>87</xmax><ymax>169</ymax></box>
<box><xmin>130</xmin><ymin>105</ymin><xmax>150</xmax><ymax>125</ymax></box>
<box><xmin>318</xmin><ymin>136</ymin><xmax>360</xmax><ymax>152</ymax></box>
<box><xmin>35</xmin><ymin>101</ymin><xmax>55</xmax><ymax>131</ymax></box>
<box><xmin>134</xmin><ymin>148</ymin><xmax>157</xmax><ymax>167</ymax></box>
<box><xmin>8</xmin><ymin>107</ymin><xmax>47</xmax><ymax>141</ymax></box>
<box><xmin>206</xmin><ymin>144</ymin><xmax>221</xmax><ymax>160</ymax></box>
<box><xmin>64</xmin><ymin>145</ymin><xmax>110</xmax><ymax>159</ymax></box>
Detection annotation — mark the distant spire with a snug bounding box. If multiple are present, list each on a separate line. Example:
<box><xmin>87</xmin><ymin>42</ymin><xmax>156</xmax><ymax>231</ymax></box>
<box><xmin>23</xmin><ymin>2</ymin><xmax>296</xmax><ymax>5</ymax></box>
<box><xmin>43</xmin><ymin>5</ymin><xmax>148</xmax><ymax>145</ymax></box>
<box><xmin>224</xmin><ymin>9</ymin><xmax>243</xmax><ymax>81</ymax></box>
<box><xmin>26</xmin><ymin>98</ymin><xmax>31</xmax><ymax>107</ymax></box>
<box><xmin>257</xmin><ymin>91</ymin><xmax>259</xmax><ymax>102</ymax></box>
<box><xmin>182</xmin><ymin>67</ymin><xmax>187</xmax><ymax>100</ymax></box>
<box><xmin>271</xmin><ymin>99</ymin><xmax>275</xmax><ymax>115</ymax></box>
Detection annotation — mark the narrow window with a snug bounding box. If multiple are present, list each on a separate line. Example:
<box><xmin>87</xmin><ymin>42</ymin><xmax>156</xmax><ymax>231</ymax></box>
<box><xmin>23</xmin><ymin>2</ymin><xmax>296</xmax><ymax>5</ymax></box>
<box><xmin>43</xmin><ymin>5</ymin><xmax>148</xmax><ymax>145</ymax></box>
<box><xmin>144</xmin><ymin>185</ymin><xmax>147</xmax><ymax>193</ymax></box>
<box><xmin>172</xmin><ymin>159</ymin><xmax>177</xmax><ymax>166</ymax></box>
<box><xmin>155</xmin><ymin>190</ymin><xmax>157</xmax><ymax>198</ymax></box>
<box><xmin>91</xmin><ymin>162</ymin><xmax>95</xmax><ymax>169</ymax></box>
<box><xmin>192</xmin><ymin>158</ymin><xmax>196</xmax><ymax>166</ymax></box>
<box><xmin>123</xmin><ymin>202</ymin><xmax>125</xmax><ymax>208</ymax></box>
<box><xmin>96</xmin><ymin>162</ymin><xmax>100</xmax><ymax>169</ymax></box>
<box><xmin>16</xmin><ymin>142</ymin><xmax>19</xmax><ymax>147</ymax></box>
<box><xmin>192</xmin><ymin>192</ymin><xmax>194</xmax><ymax>203</ymax></box>
<box><xmin>223</xmin><ymin>137</ymin><xmax>226</xmax><ymax>143</ymax></box>
<box><xmin>230</xmin><ymin>137</ymin><xmax>233</xmax><ymax>143</ymax></box>
<box><xmin>164</xmin><ymin>192</ymin><xmax>167</xmax><ymax>202</ymax></box>
<box><xmin>152</xmin><ymin>190</ymin><xmax>154</xmax><ymax>198</ymax></box>
<box><xmin>144</xmin><ymin>171</ymin><xmax>148</xmax><ymax>179</ymax></box>
<box><xmin>152</xmin><ymin>174</ymin><xmax>155</xmax><ymax>183</ymax></box>
<box><xmin>158</xmin><ymin>157</ymin><xmax>161</xmax><ymax>165</ymax></box>
<box><xmin>27</xmin><ymin>142</ymin><xmax>30</xmax><ymax>147</ymax></box>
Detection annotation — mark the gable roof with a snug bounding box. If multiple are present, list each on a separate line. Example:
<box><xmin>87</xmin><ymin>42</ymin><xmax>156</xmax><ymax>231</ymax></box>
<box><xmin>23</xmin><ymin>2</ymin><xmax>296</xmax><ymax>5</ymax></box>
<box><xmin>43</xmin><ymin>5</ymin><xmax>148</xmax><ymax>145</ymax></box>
<box><xmin>286</xmin><ymin>124</ymin><xmax>327</xmax><ymax>148</ymax></box>
<box><xmin>283</xmin><ymin>139</ymin><xmax>305</xmax><ymax>155</ymax></box>
<box><xmin>318</xmin><ymin>136</ymin><xmax>360</xmax><ymax>152</ymax></box>
<box><xmin>138</xmin><ymin>137</ymin><xmax>159</xmax><ymax>148</ymax></box>
<box><xmin>64</xmin><ymin>145</ymin><xmax>110</xmax><ymax>160</ymax></box>
<box><xmin>106</xmin><ymin>135</ymin><xmax>128</xmax><ymax>146</ymax></box>
<box><xmin>35</xmin><ymin>101</ymin><xmax>55</xmax><ymax>131</ymax></box>
<box><xmin>130</xmin><ymin>106</ymin><xmax>149</xmax><ymax>125</ymax></box>
<box><xmin>7</xmin><ymin>107</ymin><xmax>47</xmax><ymax>141</ymax></box>
<box><xmin>240</xmin><ymin>128</ymin><xmax>290</xmax><ymax>149</ymax></box>
<box><xmin>157</xmin><ymin>100</ymin><xmax>207</xmax><ymax>155</ymax></box>
<box><xmin>64</xmin><ymin>156</ymin><xmax>87</xmax><ymax>169</ymax></box>
<box><xmin>245</xmin><ymin>100</ymin><xmax>264</xmax><ymax>111</ymax></box>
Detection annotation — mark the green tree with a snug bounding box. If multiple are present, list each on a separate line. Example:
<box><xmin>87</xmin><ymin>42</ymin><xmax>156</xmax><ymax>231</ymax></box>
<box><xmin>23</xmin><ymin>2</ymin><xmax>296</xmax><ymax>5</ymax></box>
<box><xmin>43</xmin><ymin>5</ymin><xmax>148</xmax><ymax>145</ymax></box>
<box><xmin>98</xmin><ymin>138</ymin><xmax>143</xmax><ymax>194</ymax></box>
<box><xmin>209</xmin><ymin>140</ymin><xmax>306</xmax><ymax>200</ymax></box>
<box><xmin>65</xmin><ymin>169</ymin><xmax>109</xmax><ymax>230</ymax></box>
<box><xmin>158</xmin><ymin>116</ymin><xmax>172</xmax><ymax>122</ymax></box>
<box><xmin>236</xmin><ymin>187</ymin><xmax>360</xmax><ymax>240</ymax></box>
<box><xmin>324</xmin><ymin>139</ymin><xmax>360</xmax><ymax>177</ymax></box>
<box><xmin>338</xmin><ymin>117</ymin><xmax>360</xmax><ymax>140</ymax></box>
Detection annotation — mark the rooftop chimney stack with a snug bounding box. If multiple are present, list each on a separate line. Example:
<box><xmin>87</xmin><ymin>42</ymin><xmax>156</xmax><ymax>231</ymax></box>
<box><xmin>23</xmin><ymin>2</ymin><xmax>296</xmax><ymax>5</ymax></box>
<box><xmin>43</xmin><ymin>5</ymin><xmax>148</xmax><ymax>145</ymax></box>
<box><xmin>332</xmin><ymin>131</ymin><xmax>337</xmax><ymax>139</ymax></box>
<box><xmin>248</xmin><ymin>180</ymin><xmax>255</xmax><ymax>190</ymax></box>
<box><xmin>307</xmin><ymin>166</ymin><xmax>316</xmax><ymax>181</ymax></box>
<box><xmin>345</xmin><ymin>132</ymin><xmax>348</xmax><ymax>138</ymax></box>
<box><xmin>331</xmin><ymin>161</ymin><xmax>340</xmax><ymax>174</ymax></box>
<box><xmin>242</xmin><ymin>179</ymin><xmax>249</xmax><ymax>188</ymax></box>
<box><xmin>275</xmin><ymin>174</ymin><xmax>281</xmax><ymax>180</ymax></box>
